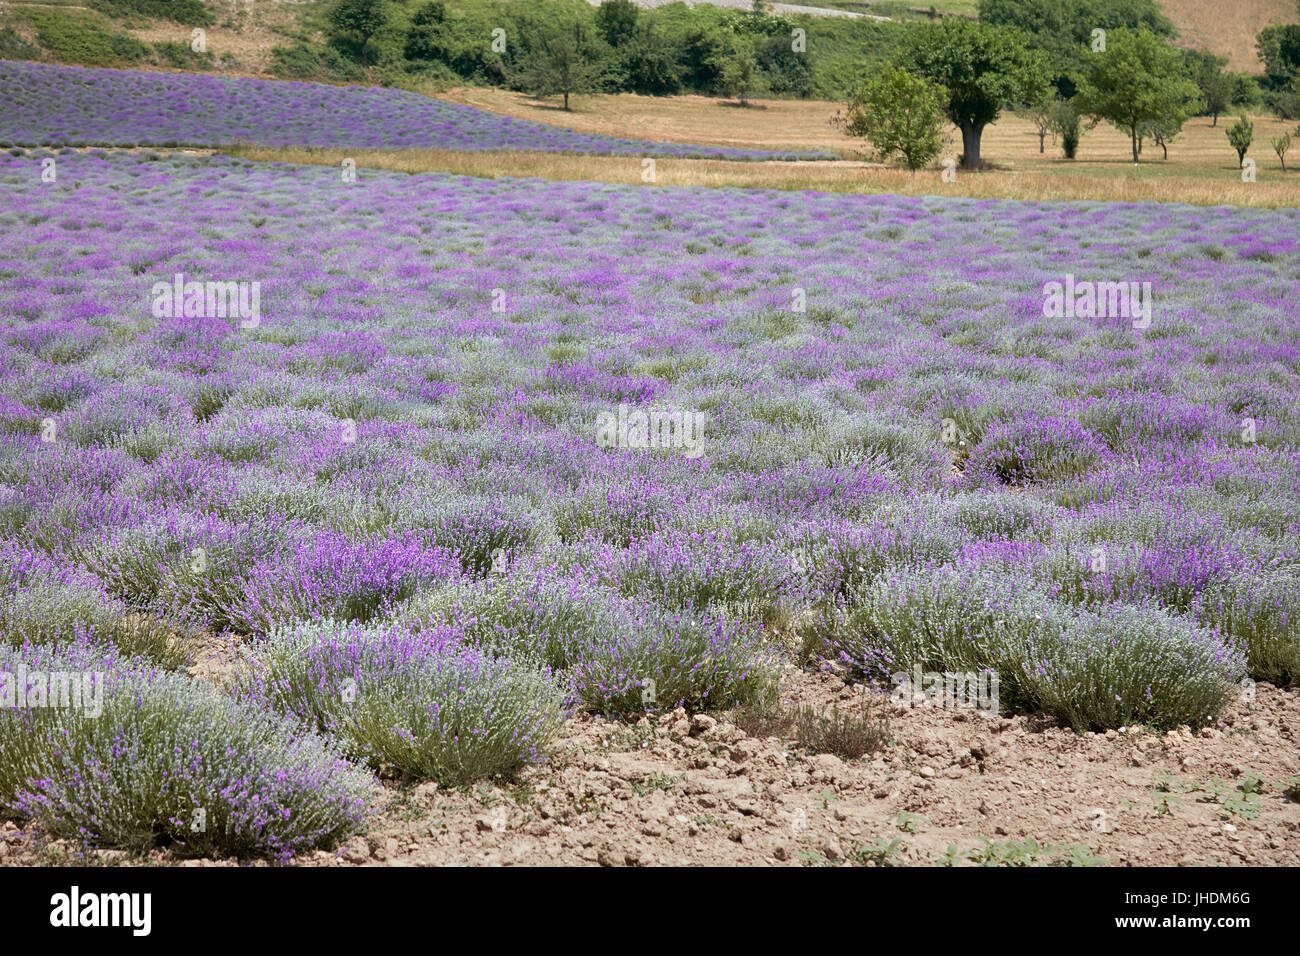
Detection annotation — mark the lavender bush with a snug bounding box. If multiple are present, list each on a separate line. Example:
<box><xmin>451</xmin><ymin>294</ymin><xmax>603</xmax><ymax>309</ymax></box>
<box><xmin>568</xmin><ymin>608</ymin><xmax>780</xmax><ymax>716</ymax></box>
<box><xmin>0</xmin><ymin>639</ymin><xmax>375</xmax><ymax>860</ymax></box>
<box><xmin>1005</xmin><ymin>603</ymin><xmax>1243</xmax><ymax>732</ymax></box>
<box><xmin>233</xmin><ymin>619</ymin><xmax>567</xmax><ymax>785</ymax></box>
<box><xmin>829</xmin><ymin>564</ymin><xmax>1048</xmax><ymax>692</ymax></box>
<box><xmin>833</xmin><ymin>565</ymin><xmax>1245</xmax><ymax>729</ymax></box>
<box><xmin>0</xmin><ymin>542</ymin><xmax>185</xmax><ymax>666</ymax></box>
<box><xmin>401</xmin><ymin>572</ymin><xmax>629</xmax><ymax>671</ymax></box>
<box><xmin>1195</xmin><ymin>571</ymin><xmax>1299</xmax><ymax>685</ymax></box>
<box><xmin>969</xmin><ymin>416</ymin><xmax>1110</xmax><ymax>487</ymax></box>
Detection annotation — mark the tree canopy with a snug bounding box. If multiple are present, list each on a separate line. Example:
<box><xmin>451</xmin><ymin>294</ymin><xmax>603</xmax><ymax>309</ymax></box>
<box><xmin>901</xmin><ymin>18</ymin><xmax>1049</xmax><ymax>169</ymax></box>
<box><xmin>1076</xmin><ymin>27</ymin><xmax>1201</xmax><ymax>163</ymax></box>
<box><xmin>834</xmin><ymin>66</ymin><xmax>947</xmax><ymax>171</ymax></box>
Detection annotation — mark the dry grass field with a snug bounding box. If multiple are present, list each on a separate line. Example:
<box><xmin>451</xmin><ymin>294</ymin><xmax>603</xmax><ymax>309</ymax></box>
<box><xmin>1159</xmin><ymin>0</ymin><xmax>1296</xmax><ymax>72</ymax></box>
<box><xmin>232</xmin><ymin>90</ymin><xmax>1300</xmax><ymax>207</ymax></box>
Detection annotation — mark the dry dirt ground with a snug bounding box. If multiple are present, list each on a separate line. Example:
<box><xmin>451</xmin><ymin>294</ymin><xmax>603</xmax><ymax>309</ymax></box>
<box><xmin>123</xmin><ymin>0</ymin><xmax>309</xmax><ymax>76</ymax></box>
<box><xmin>3</xmin><ymin>663</ymin><xmax>1297</xmax><ymax>868</ymax></box>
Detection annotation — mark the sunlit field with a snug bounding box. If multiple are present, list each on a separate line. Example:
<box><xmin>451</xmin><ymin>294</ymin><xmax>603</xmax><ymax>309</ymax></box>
<box><xmin>431</xmin><ymin>86</ymin><xmax>1300</xmax><ymax>205</ymax></box>
<box><xmin>1</xmin><ymin>27</ymin><xmax>1298</xmax><ymax>878</ymax></box>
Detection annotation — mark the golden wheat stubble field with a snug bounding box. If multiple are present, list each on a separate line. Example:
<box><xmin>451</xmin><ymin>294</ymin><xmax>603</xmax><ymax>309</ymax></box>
<box><xmin>230</xmin><ymin>88</ymin><xmax>1300</xmax><ymax>208</ymax></box>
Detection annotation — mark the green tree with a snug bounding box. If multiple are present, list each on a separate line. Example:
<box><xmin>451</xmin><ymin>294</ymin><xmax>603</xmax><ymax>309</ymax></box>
<box><xmin>1231</xmin><ymin>74</ymin><xmax>1262</xmax><ymax>111</ymax></box>
<box><xmin>617</xmin><ymin>25</ymin><xmax>683</xmax><ymax>95</ymax></box>
<box><xmin>1047</xmin><ymin>95</ymin><xmax>1084</xmax><ymax>158</ymax></box>
<box><xmin>328</xmin><ymin>0</ymin><xmax>393</xmax><ymax>65</ymax></box>
<box><xmin>979</xmin><ymin>0</ymin><xmax>1175</xmax><ymax>43</ymax></box>
<box><xmin>595</xmin><ymin>0</ymin><xmax>639</xmax><ymax>49</ymax></box>
<box><xmin>1272</xmin><ymin>131</ymin><xmax>1292</xmax><ymax>170</ymax></box>
<box><xmin>1226</xmin><ymin>114</ymin><xmax>1253</xmax><ymax>167</ymax></box>
<box><xmin>1138</xmin><ymin>115</ymin><xmax>1180</xmax><ymax>159</ymax></box>
<box><xmin>716</xmin><ymin>40</ymin><xmax>762</xmax><ymax>106</ymax></box>
<box><xmin>404</xmin><ymin>2</ymin><xmax>449</xmax><ymax>63</ymax></box>
<box><xmin>1256</xmin><ymin>24</ymin><xmax>1300</xmax><ymax>90</ymax></box>
<box><xmin>1184</xmin><ymin>50</ymin><xmax>1232</xmax><ymax>126</ymax></box>
<box><xmin>1202</xmin><ymin>73</ymin><xmax>1233</xmax><ymax>126</ymax></box>
<box><xmin>900</xmin><ymin>18</ymin><xmax>1049</xmax><ymax>169</ymax></box>
<box><xmin>1076</xmin><ymin>28</ymin><xmax>1201</xmax><ymax>163</ymax></box>
<box><xmin>1267</xmin><ymin>78</ymin><xmax>1300</xmax><ymax>120</ymax></box>
<box><xmin>979</xmin><ymin>0</ymin><xmax>1174</xmax><ymax>88</ymax></box>
<box><xmin>833</xmin><ymin>66</ymin><xmax>947</xmax><ymax>171</ymax></box>
<box><xmin>517</xmin><ymin>26</ymin><xmax>607</xmax><ymax>111</ymax></box>
<box><xmin>1024</xmin><ymin>97</ymin><xmax>1054</xmax><ymax>153</ymax></box>
<box><xmin>757</xmin><ymin>32</ymin><xmax>813</xmax><ymax>98</ymax></box>
<box><xmin>1257</xmin><ymin>23</ymin><xmax>1300</xmax><ymax>115</ymax></box>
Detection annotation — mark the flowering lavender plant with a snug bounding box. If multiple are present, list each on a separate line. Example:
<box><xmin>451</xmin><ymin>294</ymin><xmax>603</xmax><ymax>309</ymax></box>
<box><xmin>568</xmin><ymin>608</ymin><xmax>779</xmax><ymax>716</ymax></box>
<box><xmin>0</xmin><ymin>542</ymin><xmax>185</xmax><ymax>666</ymax></box>
<box><xmin>833</xmin><ymin>565</ymin><xmax>1244</xmax><ymax>729</ymax></box>
<box><xmin>1006</xmin><ymin>603</ymin><xmax>1244</xmax><ymax>732</ymax></box>
<box><xmin>234</xmin><ymin>619</ymin><xmax>567</xmax><ymax>785</ymax></box>
<box><xmin>0</xmin><ymin>639</ymin><xmax>375</xmax><ymax>861</ymax></box>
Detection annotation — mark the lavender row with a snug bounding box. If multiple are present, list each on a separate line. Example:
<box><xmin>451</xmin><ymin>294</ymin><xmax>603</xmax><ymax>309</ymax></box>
<box><xmin>0</xmin><ymin>60</ymin><xmax>835</xmax><ymax>160</ymax></box>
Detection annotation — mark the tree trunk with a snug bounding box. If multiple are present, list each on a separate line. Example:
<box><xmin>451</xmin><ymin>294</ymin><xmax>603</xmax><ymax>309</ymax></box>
<box><xmin>563</xmin><ymin>91</ymin><xmax>570</xmax><ymax>110</ymax></box>
<box><xmin>1131</xmin><ymin>124</ymin><xmax>1139</xmax><ymax>163</ymax></box>
<box><xmin>1161</xmin><ymin>141</ymin><xmax>1168</xmax><ymax>160</ymax></box>
<box><xmin>1038</xmin><ymin>130</ymin><xmax>1046</xmax><ymax>153</ymax></box>
<box><xmin>960</xmin><ymin>122</ymin><xmax>983</xmax><ymax>170</ymax></box>
<box><xmin>1211</xmin><ymin>113</ymin><xmax>1218</xmax><ymax>127</ymax></box>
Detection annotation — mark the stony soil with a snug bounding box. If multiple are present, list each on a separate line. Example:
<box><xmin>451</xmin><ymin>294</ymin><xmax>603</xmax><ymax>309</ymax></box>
<box><xmin>4</xmin><ymin>667</ymin><xmax>1297</xmax><ymax>868</ymax></box>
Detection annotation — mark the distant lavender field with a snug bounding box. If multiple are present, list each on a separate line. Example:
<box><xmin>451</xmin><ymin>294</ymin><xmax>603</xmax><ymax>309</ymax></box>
<box><xmin>2</xmin><ymin>151</ymin><xmax>1298</xmax><ymax>854</ymax></box>
<box><xmin>0</xmin><ymin>60</ymin><xmax>835</xmax><ymax>160</ymax></box>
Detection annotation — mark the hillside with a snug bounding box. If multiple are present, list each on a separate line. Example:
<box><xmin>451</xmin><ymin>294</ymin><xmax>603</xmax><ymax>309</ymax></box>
<box><xmin>2</xmin><ymin>0</ymin><xmax>1293</xmax><ymax>76</ymax></box>
<box><xmin>1158</xmin><ymin>0</ymin><xmax>1296</xmax><ymax>72</ymax></box>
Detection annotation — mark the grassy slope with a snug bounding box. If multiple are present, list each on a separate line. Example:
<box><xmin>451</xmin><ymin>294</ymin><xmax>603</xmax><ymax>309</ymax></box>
<box><xmin>1157</xmin><ymin>0</ymin><xmax>1295</xmax><ymax>73</ymax></box>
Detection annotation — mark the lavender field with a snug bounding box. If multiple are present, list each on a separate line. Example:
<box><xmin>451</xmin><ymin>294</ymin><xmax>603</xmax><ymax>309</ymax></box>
<box><xmin>0</xmin><ymin>60</ymin><xmax>833</xmax><ymax>160</ymax></box>
<box><xmin>1</xmin><ymin>146</ymin><xmax>1298</xmax><ymax>861</ymax></box>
